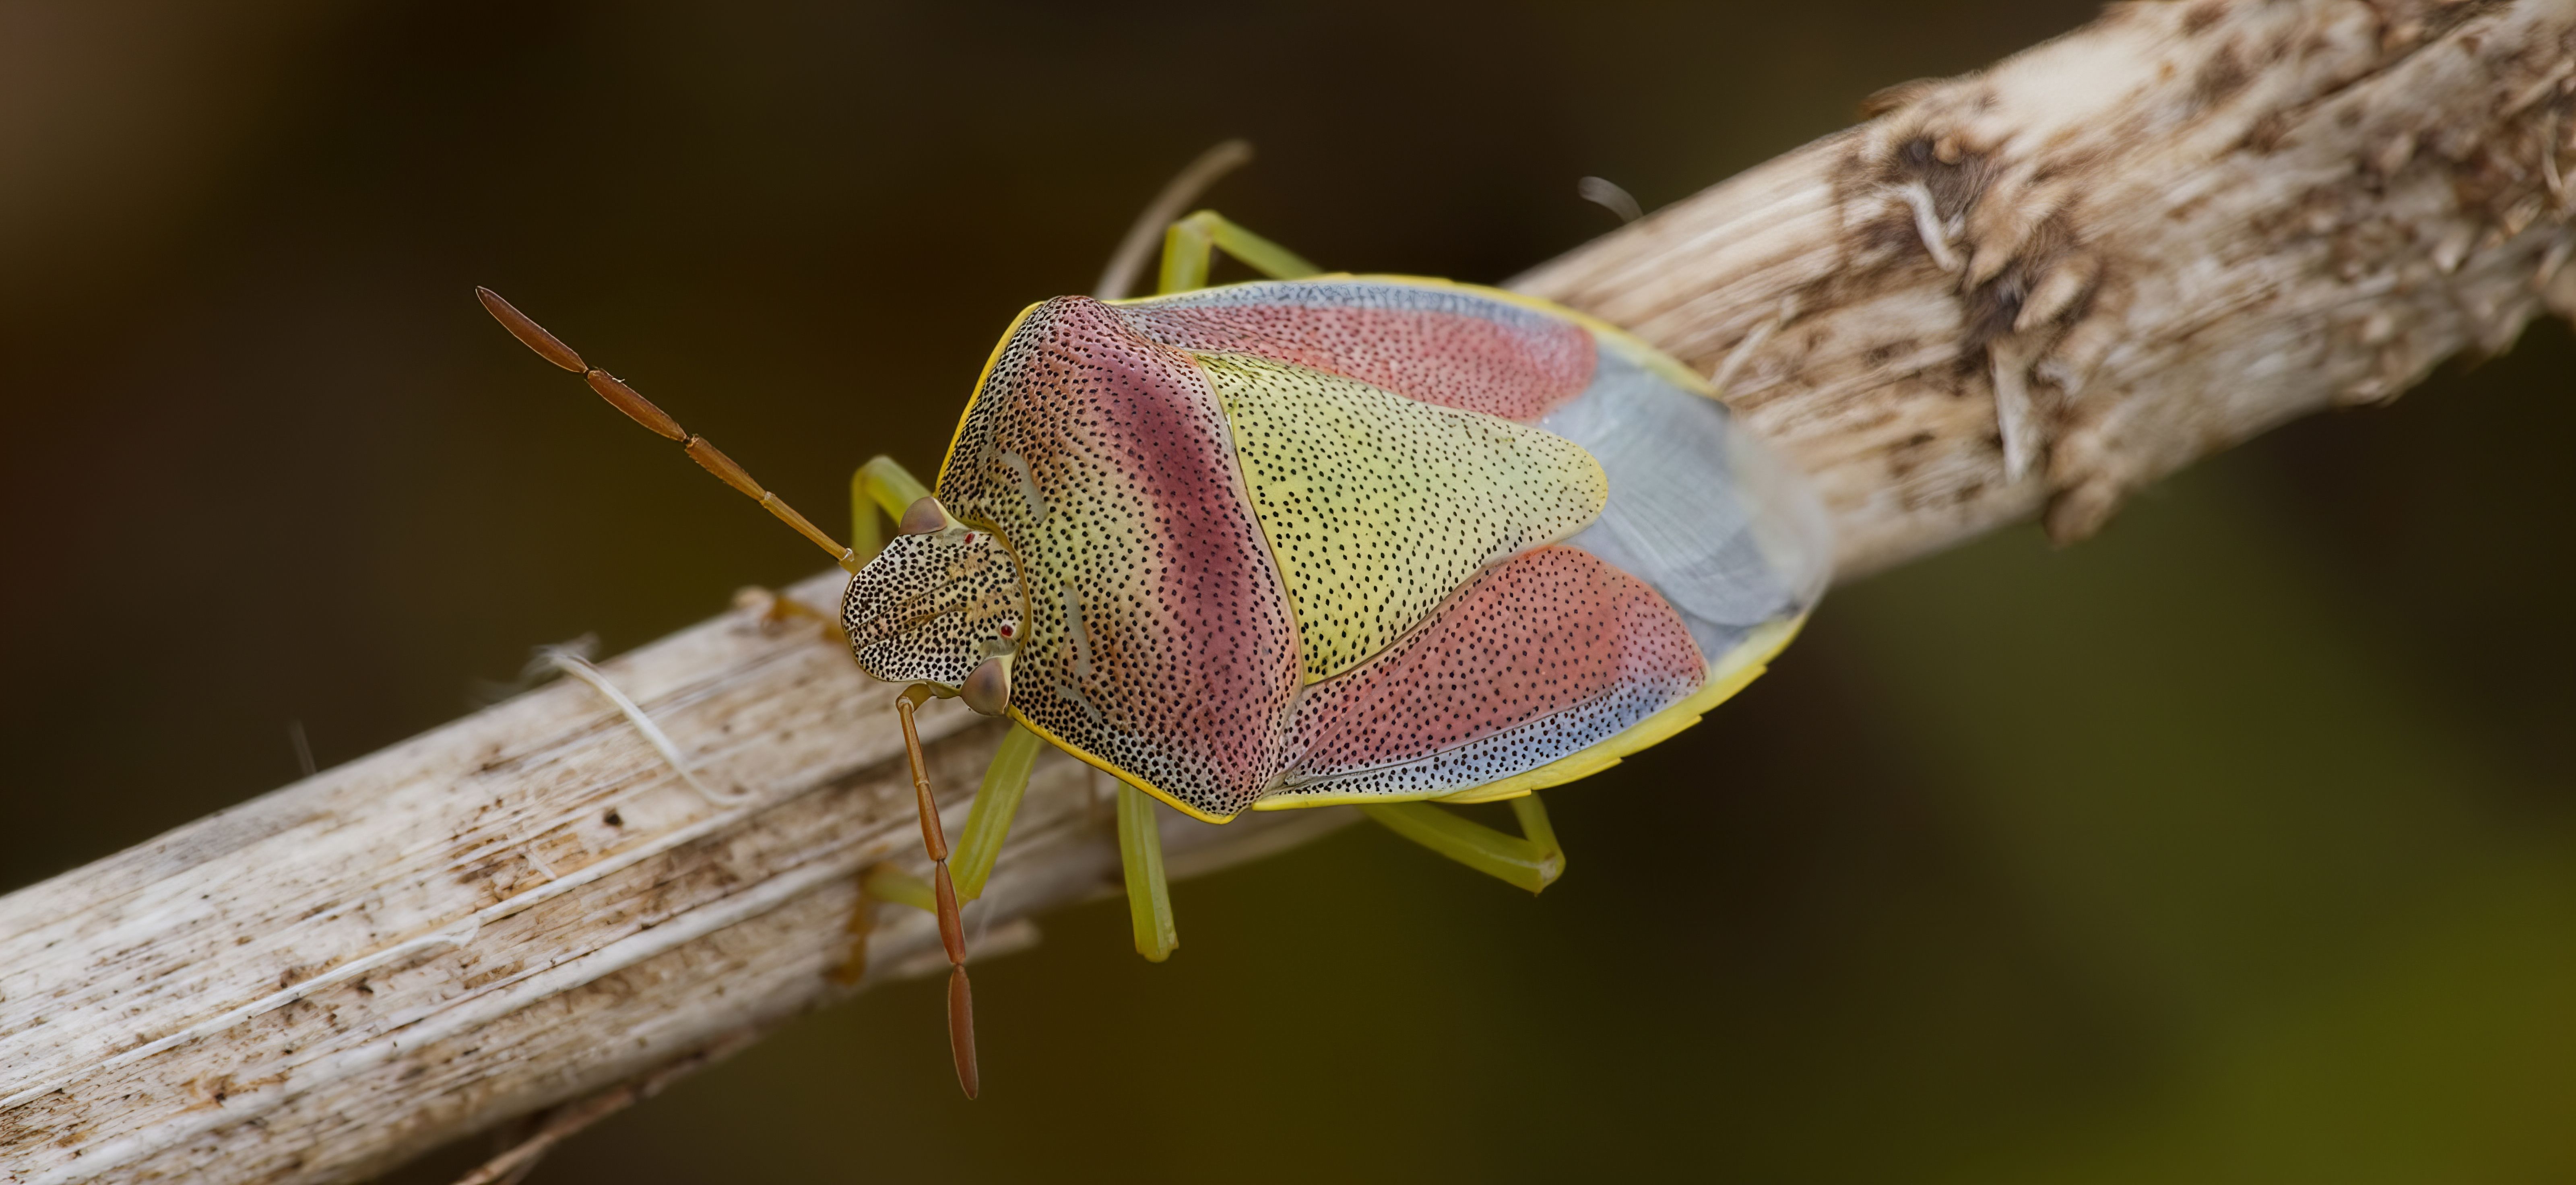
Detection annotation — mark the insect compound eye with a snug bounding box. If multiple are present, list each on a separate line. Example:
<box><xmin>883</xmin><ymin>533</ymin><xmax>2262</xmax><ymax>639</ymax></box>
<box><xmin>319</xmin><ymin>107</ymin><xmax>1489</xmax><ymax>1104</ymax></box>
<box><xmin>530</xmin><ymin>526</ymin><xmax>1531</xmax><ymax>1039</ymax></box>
<box><xmin>961</xmin><ymin>657</ymin><xmax>1011</xmax><ymax>716</ymax></box>
<box><xmin>898</xmin><ymin>496</ymin><xmax>948</xmax><ymax>535</ymax></box>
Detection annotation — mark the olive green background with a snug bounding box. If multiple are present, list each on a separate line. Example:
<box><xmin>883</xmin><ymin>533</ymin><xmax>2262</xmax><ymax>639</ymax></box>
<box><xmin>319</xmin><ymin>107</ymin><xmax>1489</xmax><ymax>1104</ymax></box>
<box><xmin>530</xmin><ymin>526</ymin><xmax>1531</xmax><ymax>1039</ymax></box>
<box><xmin>2</xmin><ymin>2</ymin><xmax>2568</xmax><ymax>1181</ymax></box>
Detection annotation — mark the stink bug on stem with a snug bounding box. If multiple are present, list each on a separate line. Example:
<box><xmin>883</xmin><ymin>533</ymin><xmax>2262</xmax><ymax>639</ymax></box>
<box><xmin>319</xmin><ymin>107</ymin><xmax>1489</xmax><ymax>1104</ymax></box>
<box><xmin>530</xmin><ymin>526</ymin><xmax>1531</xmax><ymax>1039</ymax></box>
<box><xmin>479</xmin><ymin>148</ymin><xmax>1832</xmax><ymax>1099</ymax></box>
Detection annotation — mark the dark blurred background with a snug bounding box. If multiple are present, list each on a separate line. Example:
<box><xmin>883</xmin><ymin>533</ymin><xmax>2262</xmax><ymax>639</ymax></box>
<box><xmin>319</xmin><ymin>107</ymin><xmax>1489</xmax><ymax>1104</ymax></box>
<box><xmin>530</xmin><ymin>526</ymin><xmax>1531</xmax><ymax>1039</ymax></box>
<box><xmin>3</xmin><ymin>2</ymin><xmax>2569</xmax><ymax>1181</ymax></box>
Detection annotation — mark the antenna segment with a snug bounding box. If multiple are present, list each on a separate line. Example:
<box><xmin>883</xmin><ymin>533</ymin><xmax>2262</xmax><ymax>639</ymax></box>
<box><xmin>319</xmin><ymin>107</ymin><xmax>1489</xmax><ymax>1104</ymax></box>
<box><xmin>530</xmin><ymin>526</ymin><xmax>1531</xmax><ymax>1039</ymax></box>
<box><xmin>476</xmin><ymin>287</ymin><xmax>860</xmax><ymax>574</ymax></box>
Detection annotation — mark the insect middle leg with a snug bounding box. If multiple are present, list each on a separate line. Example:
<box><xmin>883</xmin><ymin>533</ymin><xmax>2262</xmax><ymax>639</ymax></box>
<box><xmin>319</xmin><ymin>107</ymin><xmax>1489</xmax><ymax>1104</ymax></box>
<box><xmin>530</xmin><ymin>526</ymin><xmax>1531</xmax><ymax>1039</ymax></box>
<box><xmin>1359</xmin><ymin>793</ymin><xmax>1567</xmax><ymax>894</ymax></box>
<box><xmin>1156</xmin><ymin>210</ymin><xmax>1321</xmax><ymax>295</ymax></box>
<box><xmin>860</xmin><ymin>721</ymin><xmax>1044</xmax><ymax>913</ymax></box>
<box><xmin>1117</xmin><ymin>780</ymin><xmax>1179</xmax><ymax>961</ymax></box>
<box><xmin>867</xmin><ymin>739</ymin><xmax>1179</xmax><ymax>964</ymax></box>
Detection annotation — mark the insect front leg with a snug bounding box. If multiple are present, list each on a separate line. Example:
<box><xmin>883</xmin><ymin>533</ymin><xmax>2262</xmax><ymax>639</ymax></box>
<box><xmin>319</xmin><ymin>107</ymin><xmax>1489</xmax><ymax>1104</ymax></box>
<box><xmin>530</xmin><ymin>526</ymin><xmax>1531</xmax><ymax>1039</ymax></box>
<box><xmin>1156</xmin><ymin>210</ymin><xmax>1322</xmax><ymax>295</ymax></box>
<box><xmin>1359</xmin><ymin>793</ymin><xmax>1567</xmax><ymax>894</ymax></box>
<box><xmin>880</xmin><ymin>741</ymin><xmax>1176</xmax><ymax>962</ymax></box>
<box><xmin>849</xmin><ymin>454</ymin><xmax>933</xmax><ymax>566</ymax></box>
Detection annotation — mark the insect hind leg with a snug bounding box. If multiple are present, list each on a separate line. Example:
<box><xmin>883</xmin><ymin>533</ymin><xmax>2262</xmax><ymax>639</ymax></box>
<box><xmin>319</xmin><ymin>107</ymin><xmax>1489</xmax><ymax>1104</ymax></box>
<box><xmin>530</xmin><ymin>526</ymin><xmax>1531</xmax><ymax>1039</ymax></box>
<box><xmin>1360</xmin><ymin>793</ymin><xmax>1566</xmax><ymax>894</ymax></box>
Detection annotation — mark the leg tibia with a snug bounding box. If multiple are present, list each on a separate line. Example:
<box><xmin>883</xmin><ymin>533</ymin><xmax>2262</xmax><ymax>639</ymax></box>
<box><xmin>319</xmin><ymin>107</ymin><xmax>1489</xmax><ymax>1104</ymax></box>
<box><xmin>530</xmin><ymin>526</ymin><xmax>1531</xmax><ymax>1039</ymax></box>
<box><xmin>863</xmin><ymin>863</ymin><xmax>937</xmax><ymax>912</ymax></box>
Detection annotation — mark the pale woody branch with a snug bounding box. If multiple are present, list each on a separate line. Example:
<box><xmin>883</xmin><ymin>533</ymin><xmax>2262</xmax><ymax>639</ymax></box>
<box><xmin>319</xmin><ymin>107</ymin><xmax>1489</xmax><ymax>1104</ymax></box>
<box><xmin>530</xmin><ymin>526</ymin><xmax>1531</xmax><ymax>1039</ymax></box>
<box><xmin>4</xmin><ymin>1</ymin><xmax>2570</xmax><ymax>1181</ymax></box>
<box><xmin>1521</xmin><ymin>0</ymin><xmax>2576</xmax><ymax>574</ymax></box>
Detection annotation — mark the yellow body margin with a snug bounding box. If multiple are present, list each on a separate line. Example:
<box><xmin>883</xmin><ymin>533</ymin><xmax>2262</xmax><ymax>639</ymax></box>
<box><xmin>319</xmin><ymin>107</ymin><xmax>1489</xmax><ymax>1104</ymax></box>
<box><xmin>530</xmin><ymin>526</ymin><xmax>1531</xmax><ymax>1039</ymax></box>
<box><xmin>933</xmin><ymin>300</ymin><xmax>1047</xmax><ymax>491</ymax></box>
<box><xmin>1007</xmin><ymin>708</ymin><xmax>1241</xmax><ymax>826</ymax></box>
<box><xmin>1014</xmin><ymin>613</ymin><xmax>1804</xmax><ymax>825</ymax></box>
<box><xmin>1108</xmin><ymin>274</ymin><xmax>1719</xmax><ymax>398</ymax></box>
<box><xmin>1245</xmin><ymin>613</ymin><xmax>1807</xmax><ymax>811</ymax></box>
<box><xmin>1341</xmin><ymin>274</ymin><xmax>1720</xmax><ymax>398</ymax></box>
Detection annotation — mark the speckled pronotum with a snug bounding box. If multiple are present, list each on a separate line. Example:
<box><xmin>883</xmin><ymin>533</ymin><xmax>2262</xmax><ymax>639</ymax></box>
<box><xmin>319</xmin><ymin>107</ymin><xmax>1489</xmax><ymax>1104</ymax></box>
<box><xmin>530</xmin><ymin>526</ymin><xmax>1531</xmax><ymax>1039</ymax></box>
<box><xmin>479</xmin><ymin>201</ymin><xmax>1832</xmax><ymax>1098</ymax></box>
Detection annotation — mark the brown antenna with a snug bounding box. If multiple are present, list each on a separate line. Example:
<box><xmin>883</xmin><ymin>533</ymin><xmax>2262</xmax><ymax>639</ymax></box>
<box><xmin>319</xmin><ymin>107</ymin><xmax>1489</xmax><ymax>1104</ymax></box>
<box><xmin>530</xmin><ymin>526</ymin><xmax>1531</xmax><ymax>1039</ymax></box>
<box><xmin>479</xmin><ymin>285</ymin><xmax>981</xmax><ymax>1095</ymax></box>
<box><xmin>476</xmin><ymin>287</ymin><xmax>859</xmax><ymax>574</ymax></box>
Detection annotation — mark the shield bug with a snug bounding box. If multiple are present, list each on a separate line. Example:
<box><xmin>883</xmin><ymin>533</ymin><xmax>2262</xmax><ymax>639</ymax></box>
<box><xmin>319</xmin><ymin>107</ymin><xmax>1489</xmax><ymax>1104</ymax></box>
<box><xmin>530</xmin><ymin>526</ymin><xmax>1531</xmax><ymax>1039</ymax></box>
<box><xmin>479</xmin><ymin>194</ymin><xmax>1831</xmax><ymax>1100</ymax></box>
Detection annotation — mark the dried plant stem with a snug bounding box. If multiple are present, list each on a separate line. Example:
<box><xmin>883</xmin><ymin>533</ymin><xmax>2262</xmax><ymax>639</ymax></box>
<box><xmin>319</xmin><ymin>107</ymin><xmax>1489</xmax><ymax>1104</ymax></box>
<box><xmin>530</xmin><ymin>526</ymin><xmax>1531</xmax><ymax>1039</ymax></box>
<box><xmin>1516</xmin><ymin>0</ymin><xmax>2576</xmax><ymax>574</ymax></box>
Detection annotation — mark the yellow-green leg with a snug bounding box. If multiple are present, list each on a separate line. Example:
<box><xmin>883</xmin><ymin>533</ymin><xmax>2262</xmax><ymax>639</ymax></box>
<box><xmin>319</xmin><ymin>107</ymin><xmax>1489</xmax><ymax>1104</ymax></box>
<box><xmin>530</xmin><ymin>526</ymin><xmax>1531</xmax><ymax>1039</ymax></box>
<box><xmin>861</xmin><ymin>722</ymin><xmax>1044</xmax><ymax>912</ymax></box>
<box><xmin>1360</xmin><ymin>793</ymin><xmax>1567</xmax><ymax>894</ymax></box>
<box><xmin>869</xmin><ymin>740</ymin><xmax>1178</xmax><ymax>963</ymax></box>
<box><xmin>951</xmin><ymin>724</ymin><xmax>1043</xmax><ymax>901</ymax></box>
<box><xmin>1156</xmin><ymin>210</ymin><xmax>1322</xmax><ymax>295</ymax></box>
<box><xmin>1117</xmin><ymin>781</ymin><xmax>1179</xmax><ymax>961</ymax></box>
<box><xmin>850</xmin><ymin>454</ymin><xmax>932</xmax><ymax>566</ymax></box>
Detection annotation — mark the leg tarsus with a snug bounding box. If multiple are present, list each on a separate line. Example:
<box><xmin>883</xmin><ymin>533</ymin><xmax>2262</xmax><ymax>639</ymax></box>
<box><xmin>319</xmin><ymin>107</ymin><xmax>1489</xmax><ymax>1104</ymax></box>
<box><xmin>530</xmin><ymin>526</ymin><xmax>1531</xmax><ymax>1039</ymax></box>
<box><xmin>1360</xmin><ymin>791</ymin><xmax>1567</xmax><ymax>894</ymax></box>
<box><xmin>861</xmin><ymin>863</ymin><xmax>937</xmax><ymax>912</ymax></box>
<box><xmin>735</xmin><ymin>585</ymin><xmax>840</xmax><ymax>643</ymax></box>
<box><xmin>1116</xmin><ymin>781</ymin><xmax>1179</xmax><ymax>961</ymax></box>
<box><xmin>830</xmin><ymin>879</ymin><xmax>876</xmax><ymax>987</ymax></box>
<box><xmin>1156</xmin><ymin>209</ymin><xmax>1322</xmax><ymax>295</ymax></box>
